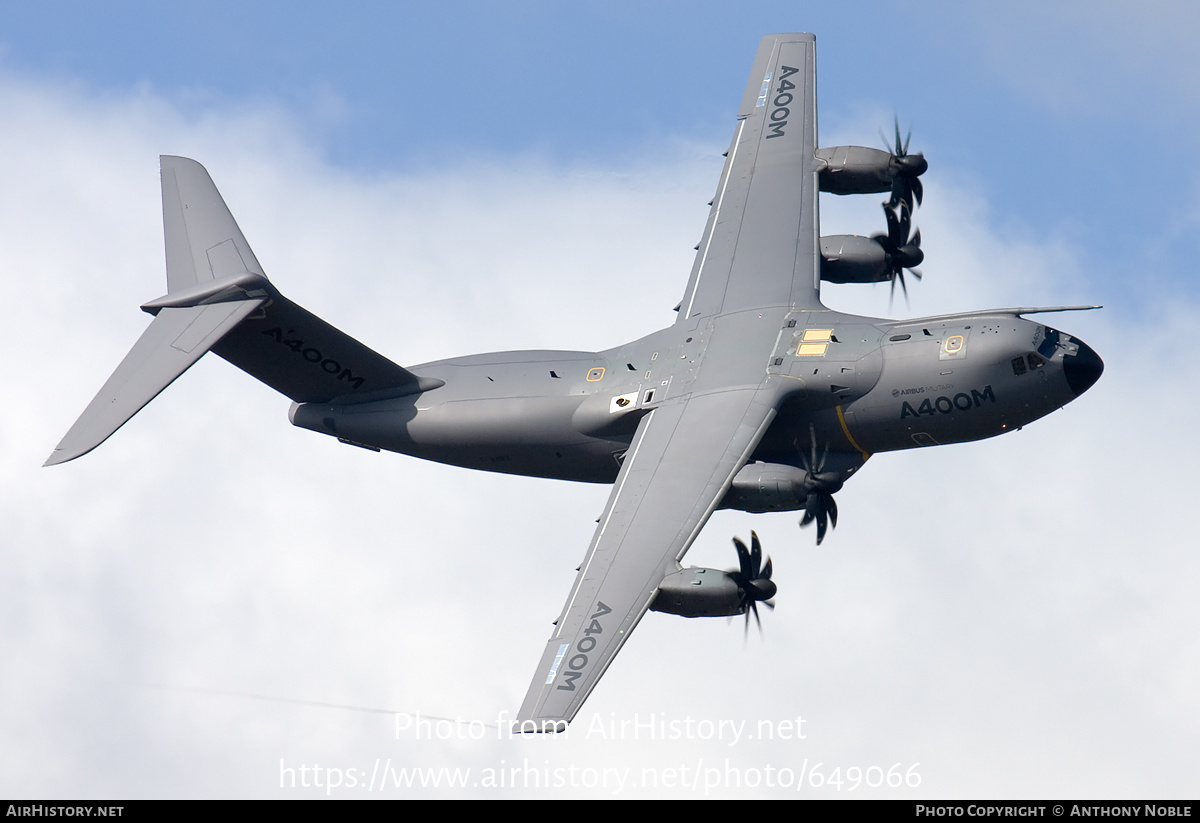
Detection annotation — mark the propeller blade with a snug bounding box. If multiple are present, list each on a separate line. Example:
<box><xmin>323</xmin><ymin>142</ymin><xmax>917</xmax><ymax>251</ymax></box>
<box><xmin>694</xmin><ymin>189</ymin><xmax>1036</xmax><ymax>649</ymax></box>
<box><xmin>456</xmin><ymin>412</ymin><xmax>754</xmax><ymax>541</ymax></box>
<box><xmin>734</xmin><ymin>536</ymin><xmax>752</xmax><ymax>579</ymax></box>
<box><xmin>882</xmin><ymin>119</ymin><xmax>926</xmax><ymax>211</ymax></box>
<box><xmin>729</xmin><ymin>532</ymin><xmax>778</xmax><ymax>636</ymax></box>
<box><xmin>878</xmin><ymin>202</ymin><xmax>922</xmax><ymax>305</ymax></box>
<box><xmin>884</xmin><ymin>203</ymin><xmax>902</xmax><ymax>246</ymax></box>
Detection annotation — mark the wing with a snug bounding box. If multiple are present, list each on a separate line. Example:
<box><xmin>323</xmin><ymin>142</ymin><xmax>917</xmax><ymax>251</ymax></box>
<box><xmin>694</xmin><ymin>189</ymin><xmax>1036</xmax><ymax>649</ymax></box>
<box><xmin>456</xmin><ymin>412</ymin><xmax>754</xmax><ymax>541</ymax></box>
<box><xmin>676</xmin><ymin>33</ymin><xmax>820</xmax><ymax>322</ymax></box>
<box><xmin>514</xmin><ymin>388</ymin><xmax>777</xmax><ymax>730</ymax></box>
<box><xmin>516</xmin><ymin>33</ymin><xmax>822</xmax><ymax>730</ymax></box>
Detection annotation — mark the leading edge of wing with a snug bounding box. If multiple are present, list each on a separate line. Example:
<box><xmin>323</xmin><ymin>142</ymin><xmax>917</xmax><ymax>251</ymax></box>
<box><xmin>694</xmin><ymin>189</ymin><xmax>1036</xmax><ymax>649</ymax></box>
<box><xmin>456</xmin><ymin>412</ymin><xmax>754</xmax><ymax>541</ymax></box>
<box><xmin>514</xmin><ymin>388</ymin><xmax>778</xmax><ymax>731</ymax></box>
<box><xmin>675</xmin><ymin>33</ymin><xmax>820</xmax><ymax>323</ymax></box>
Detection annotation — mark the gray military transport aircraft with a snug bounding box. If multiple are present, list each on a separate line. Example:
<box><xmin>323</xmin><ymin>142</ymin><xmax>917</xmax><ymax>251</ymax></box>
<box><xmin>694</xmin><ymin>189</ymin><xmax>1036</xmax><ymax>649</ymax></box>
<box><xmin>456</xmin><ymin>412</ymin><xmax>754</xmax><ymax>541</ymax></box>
<box><xmin>47</xmin><ymin>33</ymin><xmax>1103</xmax><ymax>732</ymax></box>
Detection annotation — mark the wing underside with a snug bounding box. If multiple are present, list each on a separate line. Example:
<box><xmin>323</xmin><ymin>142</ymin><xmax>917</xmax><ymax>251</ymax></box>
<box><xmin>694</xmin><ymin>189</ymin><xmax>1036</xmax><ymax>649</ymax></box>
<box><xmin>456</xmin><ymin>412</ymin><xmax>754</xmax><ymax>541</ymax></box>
<box><xmin>676</xmin><ymin>33</ymin><xmax>820</xmax><ymax>321</ymax></box>
<box><xmin>517</xmin><ymin>33</ymin><xmax>822</xmax><ymax>729</ymax></box>
<box><xmin>515</xmin><ymin>388</ymin><xmax>777</xmax><ymax>729</ymax></box>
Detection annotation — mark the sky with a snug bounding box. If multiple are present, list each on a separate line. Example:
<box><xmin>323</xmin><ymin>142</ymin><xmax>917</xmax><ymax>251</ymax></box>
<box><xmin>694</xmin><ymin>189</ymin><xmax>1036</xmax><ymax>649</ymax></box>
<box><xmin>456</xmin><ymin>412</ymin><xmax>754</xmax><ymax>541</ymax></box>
<box><xmin>2</xmin><ymin>0</ymin><xmax>1198</xmax><ymax>799</ymax></box>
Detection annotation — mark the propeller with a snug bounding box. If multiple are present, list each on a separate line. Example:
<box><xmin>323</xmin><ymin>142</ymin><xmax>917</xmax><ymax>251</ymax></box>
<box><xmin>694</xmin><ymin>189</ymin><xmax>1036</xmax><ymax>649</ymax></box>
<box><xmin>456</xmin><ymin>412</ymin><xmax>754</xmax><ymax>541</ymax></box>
<box><xmin>874</xmin><ymin>201</ymin><xmax>924</xmax><ymax>304</ymax></box>
<box><xmin>798</xmin><ymin>425</ymin><xmax>844</xmax><ymax>545</ymax></box>
<box><xmin>730</xmin><ymin>531</ymin><xmax>777</xmax><ymax>635</ymax></box>
<box><xmin>882</xmin><ymin>117</ymin><xmax>928</xmax><ymax>211</ymax></box>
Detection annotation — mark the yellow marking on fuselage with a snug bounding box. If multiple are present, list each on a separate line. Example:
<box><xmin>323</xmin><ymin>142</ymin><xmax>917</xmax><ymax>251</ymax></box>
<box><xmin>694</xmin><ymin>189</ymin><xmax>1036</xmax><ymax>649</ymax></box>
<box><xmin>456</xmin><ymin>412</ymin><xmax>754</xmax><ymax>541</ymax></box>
<box><xmin>836</xmin><ymin>405</ymin><xmax>870</xmax><ymax>461</ymax></box>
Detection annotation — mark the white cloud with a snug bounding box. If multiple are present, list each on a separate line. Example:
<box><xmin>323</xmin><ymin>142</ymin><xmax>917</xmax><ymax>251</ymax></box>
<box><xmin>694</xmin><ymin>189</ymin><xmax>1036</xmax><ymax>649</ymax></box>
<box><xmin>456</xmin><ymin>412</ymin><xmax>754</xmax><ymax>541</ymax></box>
<box><xmin>2</xmin><ymin>63</ymin><xmax>1196</xmax><ymax>799</ymax></box>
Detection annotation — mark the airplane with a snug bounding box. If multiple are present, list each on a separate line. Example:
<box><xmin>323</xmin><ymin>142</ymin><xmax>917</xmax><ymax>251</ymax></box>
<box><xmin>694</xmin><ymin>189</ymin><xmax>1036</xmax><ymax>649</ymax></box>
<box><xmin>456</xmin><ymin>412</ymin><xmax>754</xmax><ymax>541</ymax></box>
<box><xmin>45</xmin><ymin>33</ymin><xmax>1103</xmax><ymax>733</ymax></box>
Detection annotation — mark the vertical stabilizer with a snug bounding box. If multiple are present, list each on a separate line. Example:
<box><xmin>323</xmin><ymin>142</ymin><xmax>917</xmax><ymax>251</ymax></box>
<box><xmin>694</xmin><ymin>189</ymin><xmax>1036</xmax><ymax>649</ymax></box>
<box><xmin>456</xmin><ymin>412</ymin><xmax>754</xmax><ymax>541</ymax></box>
<box><xmin>160</xmin><ymin>155</ymin><xmax>265</xmax><ymax>292</ymax></box>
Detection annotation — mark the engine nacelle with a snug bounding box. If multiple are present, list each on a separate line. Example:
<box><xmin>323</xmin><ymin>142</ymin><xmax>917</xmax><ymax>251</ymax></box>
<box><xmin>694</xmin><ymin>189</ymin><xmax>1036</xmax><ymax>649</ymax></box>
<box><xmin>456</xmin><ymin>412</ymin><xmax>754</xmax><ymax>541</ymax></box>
<box><xmin>650</xmin><ymin>566</ymin><xmax>744</xmax><ymax>618</ymax></box>
<box><xmin>721</xmin><ymin>462</ymin><xmax>809</xmax><ymax>513</ymax></box>
<box><xmin>721</xmin><ymin>457</ymin><xmax>865</xmax><ymax>513</ymax></box>
<box><xmin>816</xmin><ymin>146</ymin><xmax>896</xmax><ymax>195</ymax></box>
<box><xmin>819</xmin><ymin>234</ymin><xmax>889</xmax><ymax>284</ymax></box>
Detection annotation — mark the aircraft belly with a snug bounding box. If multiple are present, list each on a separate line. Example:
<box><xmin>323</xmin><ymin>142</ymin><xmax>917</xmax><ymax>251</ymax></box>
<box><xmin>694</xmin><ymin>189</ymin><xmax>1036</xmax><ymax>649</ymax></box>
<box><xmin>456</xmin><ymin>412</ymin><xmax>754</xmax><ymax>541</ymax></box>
<box><xmin>293</xmin><ymin>393</ymin><xmax>626</xmax><ymax>482</ymax></box>
<box><xmin>403</xmin><ymin>396</ymin><xmax>585</xmax><ymax>445</ymax></box>
<box><xmin>380</xmin><ymin>440</ymin><xmax>623</xmax><ymax>483</ymax></box>
<box><xmin>749</xmin><ymin>407</ymin><xmax>857</xmax><ymax>464</ymax></box>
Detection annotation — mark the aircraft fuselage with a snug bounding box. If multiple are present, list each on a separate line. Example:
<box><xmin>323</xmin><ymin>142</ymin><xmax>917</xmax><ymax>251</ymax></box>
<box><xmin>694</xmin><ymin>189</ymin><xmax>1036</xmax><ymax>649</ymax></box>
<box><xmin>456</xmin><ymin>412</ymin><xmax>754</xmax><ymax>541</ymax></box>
<box><xmin>289</xmin><ymin>306</ymin><xmax>1102</xmax><ymax>497</ymax></box>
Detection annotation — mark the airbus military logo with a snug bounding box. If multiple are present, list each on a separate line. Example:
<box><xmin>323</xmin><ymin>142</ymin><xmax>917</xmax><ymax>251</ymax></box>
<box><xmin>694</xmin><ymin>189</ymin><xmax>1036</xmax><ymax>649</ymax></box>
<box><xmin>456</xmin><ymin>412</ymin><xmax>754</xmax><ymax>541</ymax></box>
<box><xmin>892</xmin><ymin>383</ymin><xmax>954</xmax><ymax>398</ymax></box>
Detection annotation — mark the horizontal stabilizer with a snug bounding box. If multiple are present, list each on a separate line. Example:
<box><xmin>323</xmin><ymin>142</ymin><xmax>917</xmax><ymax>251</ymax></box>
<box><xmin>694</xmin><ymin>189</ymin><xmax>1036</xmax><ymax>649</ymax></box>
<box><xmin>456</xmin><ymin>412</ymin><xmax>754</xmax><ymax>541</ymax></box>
<box><xmin>45</xmin><ymin>300</ymin><xmax>264</xmax><ymax>466</ymax></box>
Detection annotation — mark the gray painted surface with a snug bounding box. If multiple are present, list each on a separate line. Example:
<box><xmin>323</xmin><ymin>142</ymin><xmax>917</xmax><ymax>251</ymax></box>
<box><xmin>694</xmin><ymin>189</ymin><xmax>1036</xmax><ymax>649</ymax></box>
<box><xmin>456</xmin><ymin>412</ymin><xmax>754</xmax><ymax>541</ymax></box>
<box><xmin>45</xmin><ymin>33</ymin><xmax>1102</xmax><ymax>731</ymax></box>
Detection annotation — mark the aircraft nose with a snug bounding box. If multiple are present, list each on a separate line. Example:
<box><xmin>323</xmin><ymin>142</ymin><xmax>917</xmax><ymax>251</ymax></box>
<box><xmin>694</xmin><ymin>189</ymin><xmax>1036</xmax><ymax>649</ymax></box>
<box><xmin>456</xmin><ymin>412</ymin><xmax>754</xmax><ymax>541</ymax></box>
<box><xmin>1063</xmin><ymin>338</ymin><xmax>1104</xmax><ymax>396</ymax></box>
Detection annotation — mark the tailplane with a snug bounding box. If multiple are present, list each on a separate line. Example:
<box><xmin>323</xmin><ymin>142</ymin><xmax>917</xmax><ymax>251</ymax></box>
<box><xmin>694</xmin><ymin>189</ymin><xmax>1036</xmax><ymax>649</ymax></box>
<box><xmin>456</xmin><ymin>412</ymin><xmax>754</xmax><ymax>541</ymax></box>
<box><xmin>45</xmin><ymin>156</ymin><xmax>433</xmax><ymax>466</ymax></box>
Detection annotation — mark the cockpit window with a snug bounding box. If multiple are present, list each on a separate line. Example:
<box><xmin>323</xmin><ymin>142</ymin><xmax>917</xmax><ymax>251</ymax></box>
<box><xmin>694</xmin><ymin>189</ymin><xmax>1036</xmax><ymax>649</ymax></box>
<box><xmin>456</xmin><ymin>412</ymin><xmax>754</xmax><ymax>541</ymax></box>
<box><xmin>1037</xmin><ymin>327</ymin><xmax>1061</xmax><ymax>358</ymax></box>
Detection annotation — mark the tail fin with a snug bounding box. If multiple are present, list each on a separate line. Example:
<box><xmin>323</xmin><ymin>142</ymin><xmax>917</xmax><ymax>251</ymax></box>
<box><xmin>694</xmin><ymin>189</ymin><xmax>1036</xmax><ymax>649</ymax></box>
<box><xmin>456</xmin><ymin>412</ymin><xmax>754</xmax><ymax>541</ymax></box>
<box><xmin>45</xmin><ymin>156</ymin><xmax>434</xmax><ymax>466</ymax></box>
